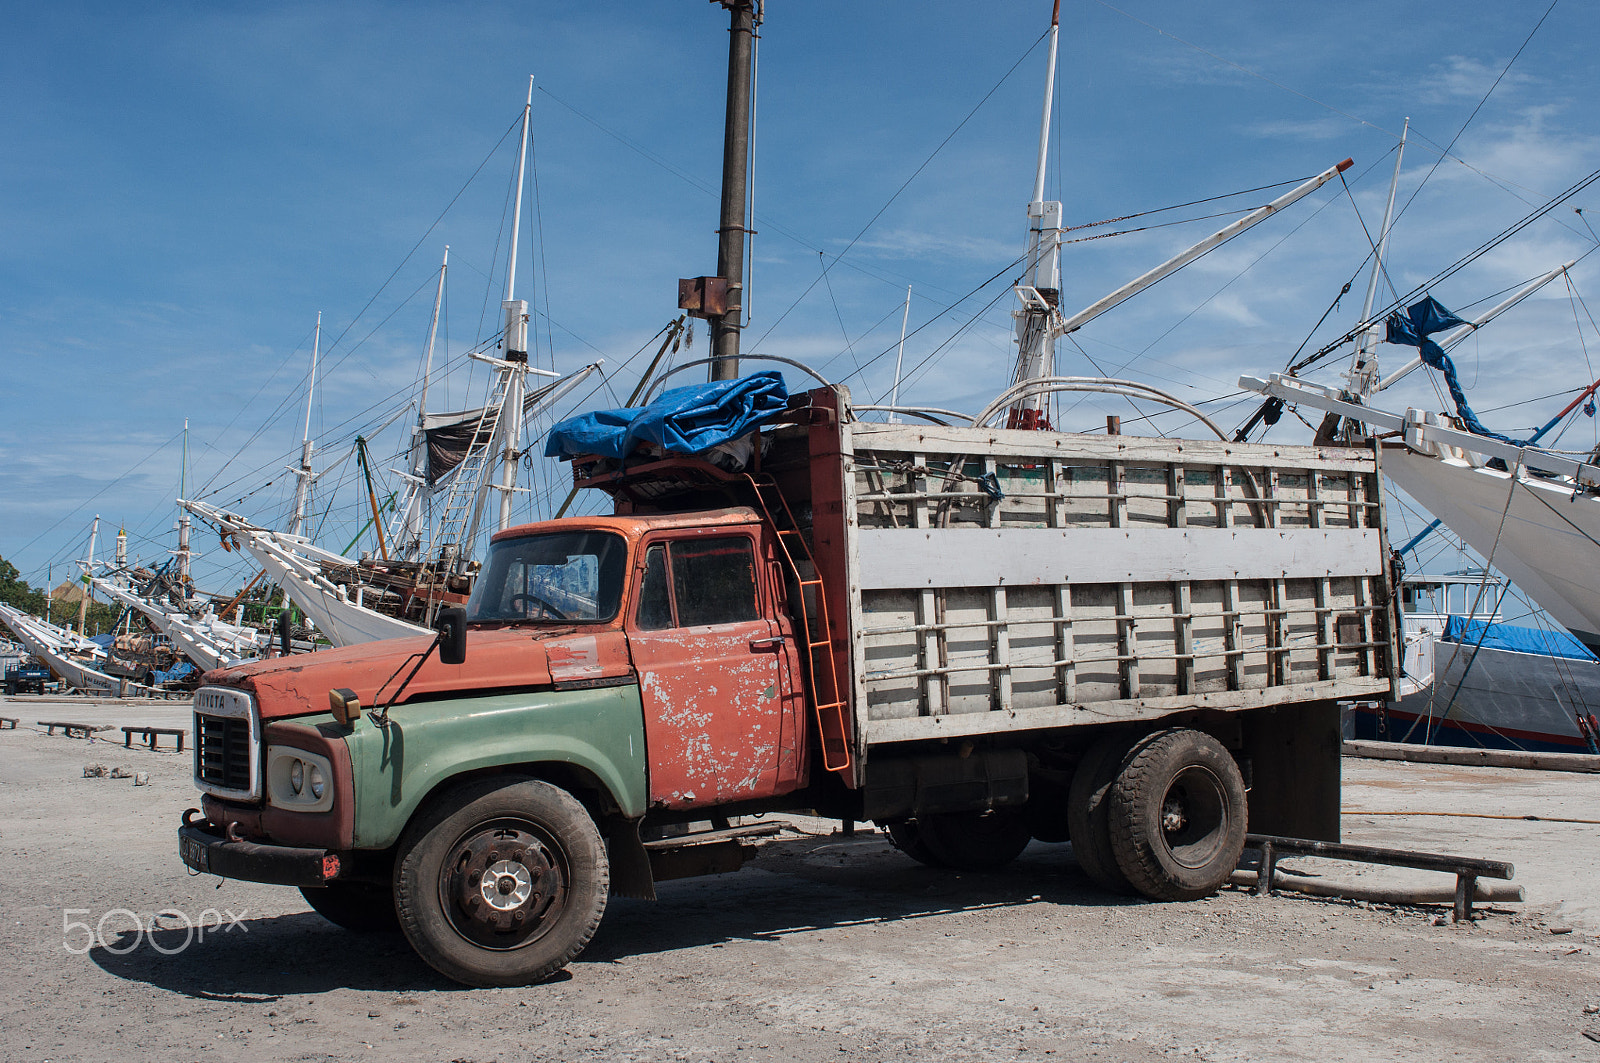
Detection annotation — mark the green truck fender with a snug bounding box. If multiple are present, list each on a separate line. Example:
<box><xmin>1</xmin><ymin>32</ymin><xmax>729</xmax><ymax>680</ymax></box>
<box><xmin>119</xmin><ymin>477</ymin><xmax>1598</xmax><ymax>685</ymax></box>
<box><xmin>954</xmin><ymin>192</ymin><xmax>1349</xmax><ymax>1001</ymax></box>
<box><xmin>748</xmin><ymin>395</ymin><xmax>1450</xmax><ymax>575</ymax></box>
<box><xmin>342</xmin><ymin>683</ymin><xmax>649</xmax><ymax>850</ymax></box>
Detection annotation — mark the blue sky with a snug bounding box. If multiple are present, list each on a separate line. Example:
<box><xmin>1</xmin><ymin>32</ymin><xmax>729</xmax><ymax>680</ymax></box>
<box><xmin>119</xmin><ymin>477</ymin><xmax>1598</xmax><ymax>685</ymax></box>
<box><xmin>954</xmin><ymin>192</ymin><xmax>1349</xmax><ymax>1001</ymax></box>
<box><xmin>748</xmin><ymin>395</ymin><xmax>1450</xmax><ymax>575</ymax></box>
<box><xmin>4</xmin><ymin>0</ymin><xmax>1599</xmax><ymax>599</ymax></box>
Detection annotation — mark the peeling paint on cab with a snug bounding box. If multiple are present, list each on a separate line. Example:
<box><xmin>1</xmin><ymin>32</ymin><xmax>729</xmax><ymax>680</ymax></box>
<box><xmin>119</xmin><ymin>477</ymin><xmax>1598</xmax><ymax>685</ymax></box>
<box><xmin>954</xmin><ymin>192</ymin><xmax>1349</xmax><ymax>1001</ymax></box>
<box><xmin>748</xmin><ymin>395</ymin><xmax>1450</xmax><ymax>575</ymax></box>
<box><xmin>628</xmin><ymin>620</ymin><xmax>802</xmax><ymax>810</ymax></box>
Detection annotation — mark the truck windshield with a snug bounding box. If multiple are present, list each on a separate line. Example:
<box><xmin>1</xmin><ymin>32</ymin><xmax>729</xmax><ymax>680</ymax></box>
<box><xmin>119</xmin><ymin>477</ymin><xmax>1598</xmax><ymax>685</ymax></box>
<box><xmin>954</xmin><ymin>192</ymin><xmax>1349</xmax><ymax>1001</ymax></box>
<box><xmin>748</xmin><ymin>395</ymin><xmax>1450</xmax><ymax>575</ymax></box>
<box><xmin>466</xmin><ymin>531</ymin><xmax>628</xmax><ymax>624</ymax></box>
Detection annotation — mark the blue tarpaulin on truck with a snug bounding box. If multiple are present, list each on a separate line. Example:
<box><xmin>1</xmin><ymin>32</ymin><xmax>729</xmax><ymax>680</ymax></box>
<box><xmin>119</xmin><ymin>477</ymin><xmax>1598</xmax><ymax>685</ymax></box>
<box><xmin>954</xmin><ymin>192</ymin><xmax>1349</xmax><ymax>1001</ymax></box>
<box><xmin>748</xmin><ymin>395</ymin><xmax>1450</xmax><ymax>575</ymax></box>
<box><xmin>544</xmin><ymin>371</ymin><xmax>789</xmax><ymax>460</ymax></box>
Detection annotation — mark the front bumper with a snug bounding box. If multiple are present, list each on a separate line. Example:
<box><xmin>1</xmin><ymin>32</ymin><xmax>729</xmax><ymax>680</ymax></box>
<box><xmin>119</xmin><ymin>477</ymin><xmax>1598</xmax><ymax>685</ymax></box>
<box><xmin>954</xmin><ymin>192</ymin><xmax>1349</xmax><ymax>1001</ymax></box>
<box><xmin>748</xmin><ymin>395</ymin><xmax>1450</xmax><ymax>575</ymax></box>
<box><xmin>179</xmin><ymin>815</ymin><xmax>343</xmax><ymax>888</ymax></box>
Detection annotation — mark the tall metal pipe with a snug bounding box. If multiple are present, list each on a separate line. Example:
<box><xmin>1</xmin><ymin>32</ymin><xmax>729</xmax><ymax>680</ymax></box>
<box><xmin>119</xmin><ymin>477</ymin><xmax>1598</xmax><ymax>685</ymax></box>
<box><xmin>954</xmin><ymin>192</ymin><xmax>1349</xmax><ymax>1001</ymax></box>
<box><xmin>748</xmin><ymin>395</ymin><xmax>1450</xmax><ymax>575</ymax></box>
<box><xmin>711</xmin><ymin>0</ymin><xmax>756</xmax><ymax>380</ymax></box>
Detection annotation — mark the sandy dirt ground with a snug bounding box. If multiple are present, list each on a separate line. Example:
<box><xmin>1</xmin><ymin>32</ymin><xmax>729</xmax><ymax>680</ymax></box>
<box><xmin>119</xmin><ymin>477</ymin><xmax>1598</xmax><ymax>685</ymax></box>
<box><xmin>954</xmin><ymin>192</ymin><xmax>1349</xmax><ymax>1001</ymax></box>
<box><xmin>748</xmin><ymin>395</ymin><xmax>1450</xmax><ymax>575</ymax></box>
<box><xmin>2</xmin><ymin>695</ymin><xmax>1598</xmax><ymax>1062</ymax></box>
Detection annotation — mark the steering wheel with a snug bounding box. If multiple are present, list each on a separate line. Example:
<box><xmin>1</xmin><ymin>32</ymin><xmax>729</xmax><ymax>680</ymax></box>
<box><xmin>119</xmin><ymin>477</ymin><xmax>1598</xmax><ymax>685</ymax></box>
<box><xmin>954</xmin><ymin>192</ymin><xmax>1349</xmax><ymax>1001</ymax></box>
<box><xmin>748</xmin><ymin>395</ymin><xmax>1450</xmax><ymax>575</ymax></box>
<box><xmin>507</xmin><ymin>592</ymin><xmax>570</xmax><ymax>621</ymax></box>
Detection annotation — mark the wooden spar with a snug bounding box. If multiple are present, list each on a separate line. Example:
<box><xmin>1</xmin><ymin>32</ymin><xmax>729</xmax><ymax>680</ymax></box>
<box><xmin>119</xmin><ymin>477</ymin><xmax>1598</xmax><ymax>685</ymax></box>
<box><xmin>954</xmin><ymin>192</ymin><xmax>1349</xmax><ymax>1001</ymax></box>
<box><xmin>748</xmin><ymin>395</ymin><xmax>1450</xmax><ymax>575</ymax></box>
<box><xmin>355</xmin><ymin>436</ymin><xmax>390</xmax><ymax>561</ymax></box>
<box><xmin>1055</xmin><ymin>159</ymin><xmax>1355</xmax><ymax>338</ymax></box>
<box><xmin>216</xmin><ymin>569</ymin><xmax>268</xmax><ymax>621</ymax></box>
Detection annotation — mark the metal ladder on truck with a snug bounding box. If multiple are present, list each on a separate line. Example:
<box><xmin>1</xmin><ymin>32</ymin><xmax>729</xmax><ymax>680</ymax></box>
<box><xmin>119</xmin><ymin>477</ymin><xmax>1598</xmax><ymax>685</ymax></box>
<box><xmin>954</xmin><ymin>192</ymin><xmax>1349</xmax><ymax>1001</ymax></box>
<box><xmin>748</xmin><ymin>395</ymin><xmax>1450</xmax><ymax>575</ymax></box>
<box><xmin>742</xmin><ymin>473</ymin><xmax>853</xmax><ymax>775</ymax></box>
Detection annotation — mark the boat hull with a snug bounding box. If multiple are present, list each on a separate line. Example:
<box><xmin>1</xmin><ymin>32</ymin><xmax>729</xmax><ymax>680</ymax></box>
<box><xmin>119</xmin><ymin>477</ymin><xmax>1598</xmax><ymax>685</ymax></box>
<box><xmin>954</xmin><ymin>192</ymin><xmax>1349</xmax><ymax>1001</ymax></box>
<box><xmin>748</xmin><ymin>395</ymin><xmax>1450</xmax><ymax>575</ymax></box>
<box><xmin>1384</xmin><ymin>446</ymin><xmax>1600</xmax><ymax>653</ymax></box>
<box><xmin>1351</xmin><ymin>639</ymin><xmax>1598</xmax><ymax>755</ymax></box>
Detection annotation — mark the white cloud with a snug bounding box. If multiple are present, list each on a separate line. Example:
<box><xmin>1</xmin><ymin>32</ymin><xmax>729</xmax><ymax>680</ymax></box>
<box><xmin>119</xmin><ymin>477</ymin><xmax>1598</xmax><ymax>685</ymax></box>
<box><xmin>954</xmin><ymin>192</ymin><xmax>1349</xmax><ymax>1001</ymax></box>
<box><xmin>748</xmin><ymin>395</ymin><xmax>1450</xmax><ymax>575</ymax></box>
<box><xmin>1420</xmin><ymin>55</ymin><xmax>1536</xmax><ymax>105</ymax></box>
<box><xmin>1246</xmin><ymin>117</ymin><xmax>1350</xmax><ymax>142</ymax></box>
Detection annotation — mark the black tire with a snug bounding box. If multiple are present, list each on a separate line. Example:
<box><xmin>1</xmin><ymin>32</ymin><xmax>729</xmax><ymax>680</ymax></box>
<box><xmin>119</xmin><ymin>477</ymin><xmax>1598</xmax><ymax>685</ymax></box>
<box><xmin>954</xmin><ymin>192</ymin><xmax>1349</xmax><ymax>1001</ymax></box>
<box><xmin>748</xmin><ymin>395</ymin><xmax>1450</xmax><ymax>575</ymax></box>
<box><xmin>299</xmin><ymin>881</ymin><xmax>400</xmax><ymax>933</ymax></box>
<box><xmin>886</xmin><ymin>810</ymin><xmax>1030</xmax><ymax>871</ymax></box>
<box><xmin>917</xmin><ymin>809</ymin><xmax>1032</xmax><ymax>871</ymax></box>
<box><xmin>395</xmin><ymin>777</ymin><xmax>609</xmax><ymax>987</ymax></box>
<box><xmin>1067</xmin><ymin>733</ymin><xmax>1139</xmax><ymax>893</ymax></box>
<box><xmin>1107</xmin><ymin>728</ymin><xmax>1247</xmax><ymax>902</ymax></box>
<box><xmin>885</xmin><ymin>819</ymin><xmax>941</xmax><ymax>867</ymax></box>
<box><xmin>1023</xmin><ymin>771</ymin><xmax>1072</xmax><ymax>844</ymax></box>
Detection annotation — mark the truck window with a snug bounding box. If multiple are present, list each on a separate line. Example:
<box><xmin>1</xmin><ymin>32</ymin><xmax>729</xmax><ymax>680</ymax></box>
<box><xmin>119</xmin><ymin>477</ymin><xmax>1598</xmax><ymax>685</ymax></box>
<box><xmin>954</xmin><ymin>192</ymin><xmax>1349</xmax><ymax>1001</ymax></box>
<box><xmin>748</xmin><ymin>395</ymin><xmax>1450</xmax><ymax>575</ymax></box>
<box><xmin>466</xmin><ymin>531</ymin><xmax>627</xmax><ymax>623</ymax></box>
<box><xmin>634</xmin><ymin>536</ymin><xmax>760</xmax><ymax>630</ymax></box>
<box><xmin>637</xmin><ymin>545</ymin><xmax>673</xmax><ymax>630</ymax></box>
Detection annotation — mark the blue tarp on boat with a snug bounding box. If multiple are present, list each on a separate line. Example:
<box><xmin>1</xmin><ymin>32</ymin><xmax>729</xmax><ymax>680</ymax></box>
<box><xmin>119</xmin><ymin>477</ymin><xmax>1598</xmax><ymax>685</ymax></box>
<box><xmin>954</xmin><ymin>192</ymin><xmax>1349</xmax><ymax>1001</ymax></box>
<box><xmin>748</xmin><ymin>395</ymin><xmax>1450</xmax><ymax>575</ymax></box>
<box><xmin>1441</xmin><ymin>615</ymin><xmax>1598</xmax><ymax>662</ymax></box>
<box><xmin>153</xmin><ymin>661</ymin><xmax>195</xmax><ymax>685</ymax></box>
<box><xmin>545</xmin><ymin>371</ymin><xmax>789</xmax><ymax>460</ymax></box>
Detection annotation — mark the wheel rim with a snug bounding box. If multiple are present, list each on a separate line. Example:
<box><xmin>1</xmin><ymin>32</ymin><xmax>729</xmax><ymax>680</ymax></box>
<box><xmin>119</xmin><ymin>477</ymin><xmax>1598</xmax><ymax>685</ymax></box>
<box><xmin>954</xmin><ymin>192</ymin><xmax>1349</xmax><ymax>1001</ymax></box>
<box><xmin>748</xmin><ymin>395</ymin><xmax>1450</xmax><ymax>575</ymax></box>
<box><xmin>1157</xmin><ymin>765</ymin><xmax>1230</xmax><ymax>870</ymax></box>
<box><xmin>438</xmin><ymin>818</ymin><xmax>570</xmax><ymax>951</ymax></box>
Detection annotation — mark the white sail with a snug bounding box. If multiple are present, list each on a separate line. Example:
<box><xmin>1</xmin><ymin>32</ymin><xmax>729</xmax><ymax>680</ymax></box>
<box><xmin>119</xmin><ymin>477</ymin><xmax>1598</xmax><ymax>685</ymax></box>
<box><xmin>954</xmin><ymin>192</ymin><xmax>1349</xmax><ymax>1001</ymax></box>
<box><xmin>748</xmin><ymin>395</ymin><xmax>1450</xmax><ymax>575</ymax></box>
<box><xmin>180</xmin><ymin>499</ymin><xmax>430</xmax><ymax>646</ymax></box>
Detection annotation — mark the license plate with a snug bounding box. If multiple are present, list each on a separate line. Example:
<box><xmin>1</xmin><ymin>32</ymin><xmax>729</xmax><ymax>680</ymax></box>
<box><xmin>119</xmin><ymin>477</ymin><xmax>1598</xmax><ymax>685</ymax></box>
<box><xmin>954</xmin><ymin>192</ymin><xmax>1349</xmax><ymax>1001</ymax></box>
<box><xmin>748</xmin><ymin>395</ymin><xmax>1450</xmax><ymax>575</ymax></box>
<box><xmin>180</xmin><ymin>834</ymin><xmax>209</xmax><ymax>874</ymax></box>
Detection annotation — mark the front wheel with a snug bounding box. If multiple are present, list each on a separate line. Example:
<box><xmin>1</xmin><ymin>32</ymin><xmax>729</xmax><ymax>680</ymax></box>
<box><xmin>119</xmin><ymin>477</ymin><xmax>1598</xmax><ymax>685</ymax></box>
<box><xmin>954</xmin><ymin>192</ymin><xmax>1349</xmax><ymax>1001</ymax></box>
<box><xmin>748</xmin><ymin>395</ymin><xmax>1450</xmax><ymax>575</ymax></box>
<box><xmin>395</xmin><ymin>777</ymin><xmax>609</xmax><ymax>987</ymax></box>
<box><xmin>1107</xmin><ymin>729</ymin><xmax>1247</xmax><ymax>902</ymax></box>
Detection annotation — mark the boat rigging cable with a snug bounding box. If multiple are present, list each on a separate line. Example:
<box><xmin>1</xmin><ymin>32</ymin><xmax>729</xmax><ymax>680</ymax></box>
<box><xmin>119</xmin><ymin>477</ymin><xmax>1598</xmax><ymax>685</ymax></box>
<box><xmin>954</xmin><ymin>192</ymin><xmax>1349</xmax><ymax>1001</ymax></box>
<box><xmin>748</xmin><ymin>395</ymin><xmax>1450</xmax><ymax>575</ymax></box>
<box><xmin>1387</xmin><ymin>0</ymin><xmax>1561</xmax><ymax>233</ymax></box>
<box><xmin>1282</xmin><ymin>167</ymin><xmax>1600</xmax><ymax>383</ymax></box>
<box><xmin>747</xmin><ymin>29</ymin><xmax>1053</xmax><ymax>352</ymax></box>
<box><xmin>842</xmin><ymin>172</ymin><xmax>1340</xmax><ymax>406</ymax></box>
<box><xmin>1411</xmin><ymin>470</ymin><xmax>1519</xmax><ymax>747</ymax></box>
<box><xmin>197</xmin><ymin>117</ymin><xmax>525</xmax><ymax>501</ymax></box>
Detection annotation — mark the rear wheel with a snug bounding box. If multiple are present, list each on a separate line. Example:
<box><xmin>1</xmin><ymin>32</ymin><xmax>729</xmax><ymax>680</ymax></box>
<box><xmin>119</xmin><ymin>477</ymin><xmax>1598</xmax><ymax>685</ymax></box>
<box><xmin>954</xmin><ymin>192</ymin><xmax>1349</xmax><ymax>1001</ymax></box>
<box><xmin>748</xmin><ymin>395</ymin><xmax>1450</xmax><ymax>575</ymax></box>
<box><xmin>918</xmin><ymin>809</ymin><xmax>1031</xmax><ymax>870</ymax></box>
<box><xmin>885</xmin><ymin>819</ymin><xmax>940</xmax><ymax>867</ymax></box>
<box><xmin>299</xmin><ymin>882</ymin><xmax>400</xmax><ymax>933</ymax></box>
<box><xmin>887</xmin><ymin>810</ymin><xmax>1031</xmax><ymax>871</ymax></box>
<box><xmin>395</xmin><ymin>777</ymin><xmax>609</xmax><ymax>987</ymax></box>
<box><xmin>1107</xmin><ymin>729</ymin><xmax>1247</xmax><ymax>901</ymax></box>
<box><xmin>1067</xmin><ymin>733</ymin><xmax>1137</xmax><ymax>893</ymax></box>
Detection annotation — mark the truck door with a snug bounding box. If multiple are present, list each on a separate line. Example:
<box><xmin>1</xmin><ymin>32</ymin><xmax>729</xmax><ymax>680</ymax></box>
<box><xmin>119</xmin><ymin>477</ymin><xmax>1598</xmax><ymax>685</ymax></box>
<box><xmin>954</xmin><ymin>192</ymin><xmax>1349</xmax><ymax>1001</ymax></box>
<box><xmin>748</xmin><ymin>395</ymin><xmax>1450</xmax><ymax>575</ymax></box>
<box><xmin>627</xmin><ymin>530</ymin><xmax>803</xmax><ymax>809</ymax></box>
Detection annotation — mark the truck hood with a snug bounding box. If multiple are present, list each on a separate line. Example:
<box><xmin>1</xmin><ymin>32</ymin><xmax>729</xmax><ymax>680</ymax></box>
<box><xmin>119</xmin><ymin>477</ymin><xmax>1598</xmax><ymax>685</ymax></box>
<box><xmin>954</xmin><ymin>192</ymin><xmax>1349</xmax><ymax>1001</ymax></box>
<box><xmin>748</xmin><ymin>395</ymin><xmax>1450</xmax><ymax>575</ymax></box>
<box><xmin>204</xmin><ymin>627</ymin><xmax>634</xmax><ymax>721</ymax></box>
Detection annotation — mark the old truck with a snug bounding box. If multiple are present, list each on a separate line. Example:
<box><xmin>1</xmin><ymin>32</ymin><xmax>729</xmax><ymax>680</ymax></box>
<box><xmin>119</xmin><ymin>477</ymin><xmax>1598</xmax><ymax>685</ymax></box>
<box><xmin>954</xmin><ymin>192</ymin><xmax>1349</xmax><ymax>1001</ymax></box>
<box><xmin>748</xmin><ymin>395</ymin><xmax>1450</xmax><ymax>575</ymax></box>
<box><xmin>178</xmin><ymin>383</ymin><xmax>1399</xmax><ymax>986</ymax></box>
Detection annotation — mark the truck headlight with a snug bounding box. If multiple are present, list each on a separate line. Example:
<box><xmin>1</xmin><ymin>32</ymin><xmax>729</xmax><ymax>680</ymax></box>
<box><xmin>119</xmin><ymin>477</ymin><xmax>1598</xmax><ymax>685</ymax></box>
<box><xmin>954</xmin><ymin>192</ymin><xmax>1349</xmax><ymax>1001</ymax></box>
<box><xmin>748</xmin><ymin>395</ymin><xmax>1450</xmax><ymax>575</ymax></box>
<box><xmin>266</xmin><ymin>746</ymin><xmax>334</xmax><ymax>813</ymax></box>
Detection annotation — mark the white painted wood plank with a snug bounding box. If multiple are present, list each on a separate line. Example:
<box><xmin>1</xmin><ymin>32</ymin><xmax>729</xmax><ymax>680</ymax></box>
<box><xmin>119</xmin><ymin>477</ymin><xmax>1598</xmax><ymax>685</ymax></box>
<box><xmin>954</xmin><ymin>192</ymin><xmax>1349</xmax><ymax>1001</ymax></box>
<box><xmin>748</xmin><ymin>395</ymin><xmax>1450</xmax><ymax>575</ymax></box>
<box><xmin>865</xmin><ymin>676</ymin><xmax>1394</xmax><ymax>745</ymax></box>
<box><xmin>848</xmin><ymin>423</ymin><xmax>1378</xmax><ymax>473</ymax></box>
<box><xmin>857</xmin><ymin>527</ymin><xmax>1383</xmax><ymax>589</ymax></box>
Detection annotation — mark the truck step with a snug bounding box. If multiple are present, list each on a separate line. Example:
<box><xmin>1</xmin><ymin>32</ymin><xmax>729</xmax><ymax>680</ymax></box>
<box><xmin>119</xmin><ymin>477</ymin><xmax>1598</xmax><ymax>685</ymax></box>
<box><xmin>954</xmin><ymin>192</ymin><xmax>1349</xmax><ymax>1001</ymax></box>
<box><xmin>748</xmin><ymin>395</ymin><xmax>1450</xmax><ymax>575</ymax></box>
<box><xmin>643</xmin><ymin>823</ymin><xmax>782</xmax><ymax>883</ymax></box>
<box><xmin>641</xmin><ymin>823</ymin><xmax>782</xmax><ymax>850</ymax></box>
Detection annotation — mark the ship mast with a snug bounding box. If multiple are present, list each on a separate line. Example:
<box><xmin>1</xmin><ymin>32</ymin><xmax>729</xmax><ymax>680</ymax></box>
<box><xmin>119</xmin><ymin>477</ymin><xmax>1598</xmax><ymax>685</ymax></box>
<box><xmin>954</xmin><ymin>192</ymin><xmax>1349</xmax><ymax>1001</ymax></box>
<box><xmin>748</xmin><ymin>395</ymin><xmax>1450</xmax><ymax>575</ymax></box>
<box><xmin>397</xmin><ymin>247</ymin><xmax>448</xmax><ymax>560</ymax></box>
<box><xmin>1005</xmin><ymin>1</ymin><xmax>1064</xmax><ymax>430</ymax></box>
<box><xmin>289</xmin><ymin>312</ymin><xmax>321</xmax><ymax>538</ymax></box>
<box><xmin>1350</xmin><ymin>118</ymin><xmax>1407</xmax><ymax>400</ymax></box>
<box><xmin>496</xmin><ymin>80</ymin><xmax>534</xmax><ymax>532</ymax></box>
<box><xmin>175</xmin><ymin>418</ymin><xmax>193</xmax><ymax>593</ymax></box>
<box><xmin>76</xmin><ymin>515</ymin><xmax>99</xmax><ymax>635</ymax></box>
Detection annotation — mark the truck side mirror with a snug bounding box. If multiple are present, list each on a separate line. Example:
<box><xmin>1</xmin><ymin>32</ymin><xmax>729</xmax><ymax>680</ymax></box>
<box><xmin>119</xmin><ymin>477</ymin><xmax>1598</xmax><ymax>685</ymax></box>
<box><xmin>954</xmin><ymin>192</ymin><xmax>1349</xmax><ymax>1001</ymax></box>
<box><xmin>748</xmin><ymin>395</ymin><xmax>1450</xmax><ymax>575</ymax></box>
<box><xmin>436</xmin><ymin>607</ymin><xmax>467</xmax><ymax>666</ymax></box>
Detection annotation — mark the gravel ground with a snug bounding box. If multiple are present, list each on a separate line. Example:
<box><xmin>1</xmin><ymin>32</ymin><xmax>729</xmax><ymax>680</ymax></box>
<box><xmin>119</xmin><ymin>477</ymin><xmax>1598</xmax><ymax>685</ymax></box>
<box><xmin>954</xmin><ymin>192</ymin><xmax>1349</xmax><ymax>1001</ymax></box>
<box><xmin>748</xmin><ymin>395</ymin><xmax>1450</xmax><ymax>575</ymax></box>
<box><xmin>2</xmin><ymin>695</ymin><xmax>1598</xmax><ymax>1062</ymax></box>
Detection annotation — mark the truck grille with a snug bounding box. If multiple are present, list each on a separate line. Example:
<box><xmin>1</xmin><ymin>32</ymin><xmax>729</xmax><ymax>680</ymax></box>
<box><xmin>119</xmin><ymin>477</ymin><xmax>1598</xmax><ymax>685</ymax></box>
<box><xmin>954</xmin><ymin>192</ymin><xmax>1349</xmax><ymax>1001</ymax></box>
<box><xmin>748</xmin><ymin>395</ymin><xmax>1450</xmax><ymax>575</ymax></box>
<box><xmin>196</xmin><ymin>715</ymin><xmax>251</xmax><ymax>790</ymax></box>
<box><xmin>192</xmin><ymin>686</ymin><xmax>260</xmax><ymax>800</ymax></box>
